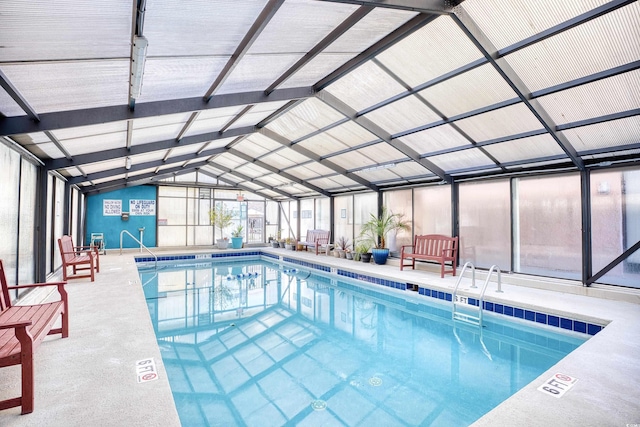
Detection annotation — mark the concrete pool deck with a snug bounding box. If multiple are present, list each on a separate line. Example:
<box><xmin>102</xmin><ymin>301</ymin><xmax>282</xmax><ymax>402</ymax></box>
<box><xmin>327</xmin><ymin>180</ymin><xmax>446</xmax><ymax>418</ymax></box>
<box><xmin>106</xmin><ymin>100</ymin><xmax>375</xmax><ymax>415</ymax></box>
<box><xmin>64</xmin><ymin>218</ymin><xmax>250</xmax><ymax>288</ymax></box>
<box><xmin>0</xmin><ymin>247</ymin><xmax>639</xmax><ymax>426</ymax></box>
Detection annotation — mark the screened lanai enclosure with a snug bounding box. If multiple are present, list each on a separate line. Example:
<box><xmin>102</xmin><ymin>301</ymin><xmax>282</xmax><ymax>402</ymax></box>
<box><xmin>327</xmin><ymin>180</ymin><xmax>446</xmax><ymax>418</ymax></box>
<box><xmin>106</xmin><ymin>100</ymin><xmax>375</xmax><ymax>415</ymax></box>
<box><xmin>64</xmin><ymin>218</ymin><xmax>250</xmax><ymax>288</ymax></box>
<box><xmin>1</xmin><ymin>0</ymin><xmax>639</xmax><ymax>289</ymax></box>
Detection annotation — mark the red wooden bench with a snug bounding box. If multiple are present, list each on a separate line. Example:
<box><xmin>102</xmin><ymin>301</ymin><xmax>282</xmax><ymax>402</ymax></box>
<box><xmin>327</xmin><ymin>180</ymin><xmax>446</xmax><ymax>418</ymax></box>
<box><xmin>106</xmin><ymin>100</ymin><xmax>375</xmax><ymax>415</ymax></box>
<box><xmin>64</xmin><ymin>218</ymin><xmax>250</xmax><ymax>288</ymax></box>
<box><xmin>299</xmin><ymin>230</ymin><xmax>332</xmax><ymax>255</ymax></box>
<box><xmin>400</xmin><ymin>234</ymin><xmax>459</xmax><ymax>278</ymax></box>
<box><xmin>57</xmin><ymin>235</ymin><xmax>99</xmax><ymax>282</ymax></box>
<box><xmin>0</xmin><ymin>259</ymin><xmax>69</xmax><ymax>414</ymax></box>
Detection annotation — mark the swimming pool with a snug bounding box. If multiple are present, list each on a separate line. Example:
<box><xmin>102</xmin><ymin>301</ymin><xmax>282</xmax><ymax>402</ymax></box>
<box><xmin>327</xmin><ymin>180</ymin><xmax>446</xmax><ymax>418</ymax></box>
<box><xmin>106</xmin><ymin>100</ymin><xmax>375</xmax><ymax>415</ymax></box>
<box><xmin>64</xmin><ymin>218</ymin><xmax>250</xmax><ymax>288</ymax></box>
<box><xmin>138</xmin><ymin>255</ymin><xmax>590</xmax><ymax>426</ymax></box>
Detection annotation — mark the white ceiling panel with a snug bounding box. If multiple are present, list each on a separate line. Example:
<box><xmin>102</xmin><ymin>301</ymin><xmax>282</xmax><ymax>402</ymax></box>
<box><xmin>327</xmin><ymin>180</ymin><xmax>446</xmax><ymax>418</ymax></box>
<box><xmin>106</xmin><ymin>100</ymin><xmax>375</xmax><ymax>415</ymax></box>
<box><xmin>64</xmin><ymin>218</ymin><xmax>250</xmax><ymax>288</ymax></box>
<box><xmin>266</xmin><ymin>98</ymin><xmax>345</xmax><ymax>141</ymax></box>
<box><xmin>391</xmin><ymin>161</ymin><xmax>436</xmax><ymax>179</ymax></box>
<box><xmin>248</xmin><ymin>0</ymin><xmax>357</xmax><ymax>54</ymax></box>
<box><xmin>428</xmin><ymin>148</ymin><xmax>494</xmax><ymax>172</ymax></box>
<box><xmin>561</xmin><ymin>116</ymin><xmax>640</xmax><ymax>152</ymax></box>
<box><xmin>284</xmin><ymin>164</ymin><xmax>323</xmax><ymax>180</ymax></box>
<box><xmin>358</xmin><ymin>142</ymin><xmax>407</xmax><ymax>164</ymax></box>
<box><xmin>183</xmin><ymin>116</ymin><xmax>236</xmax><ymax>136</ymax></box>
<box><xmin>536</xmin><ymin>70</ymin><xmax>640</xmax><ymax>125</ymax></box>
<box><xmin>296</xmin><ymin>132</ymin><xmax>348</xmax><ymax>157</ymax></box>
<box><xmin>258</xmin><ymin>152</ymin><xmax>298</xmax><ymax>170</ymax></box>
<box><xmin>354</xmin><ymin>168</ymin><xmax>402</xmax><ymax>183</ymax></box>
<box><xmin>230</xmin><ymin>101</ymin><xmax>291</xmax><ymax>129</ymax></box>
<box><xmin>0</xmin><ymin>88</ymin><xmax>25</xmax><ymax>117</ymax></box>
<box><xmin>278</xmin><ymin>53</ymin><xmax>356</xmax><ymax>89</ymax></box>
<box><xmin>136</xmin><ymin>57</ymin><xmax>230</xmax><ymax>103</ymax></box>
<box><xmin>324</xmin><ymin>122</ymin><xmax>378</xmax><ymax>147</ymax></box>
<box><xmin>376</xmin><ymin>16</ymin><xmax>483</xmax><ymax>87</ymax></box>
<box><xmin>462</xmin><ymin>0</ymin><xmax>609</xmax><ymax>51</ymax></box>
<box><xmin>362</xmin><ymin>95</ymin><xmax>442</xmax><ymax>136</ymax></box>
<box><xmin>234</xmin><ymin>134</ymin><xmax>283</xmax><ymax>158</ymax></box>
<box><xmin>52</xmin><ymin>122</ymin><xmax>128</xmax><ymax>140</ymax></box>
<box><xmin>504</xmin><ymin>2</ymin><xmax>640</xmax><ymax>92</ymax></box>
<box><xmin>60</xmin><ymin>132</ymin><xmax>127</xmax><ymax>156</ymax></box>
<box><xmin>133</xmin><ymin>113</ymin><xmax>193</xmax><ymax>129</ymax></box>
<box><xmin>455</xmin><ymin>103</ymin><xmax>543</xmax><ymax>142</ymax></box>
<box><xmin>166</xmin><ymin>143</ymin><xmax>203</xmax><ymax>157</ymax></box>
<box><xmin>330</xmin><ymin>150</ymin><xmax>376</xmax><ymax>171</ymax></box>
<box><xmin>217</xmin><ymin>54</ymin><xmax>304</xmax><ymax>95</ymax></box>
<box><xmin>309</xmin><ymin>174</ymin><xmax>361</xmax><ymax>189</ymax></box>
<box><xmin>131</xmin><ymin>124</ymin><xmax>185</xmax><ymax>146</ymax></box>
<box><xmin>2</xmin><ymin>60</ymin><xmax>129</xmax><ymax>114</ymax></box>
<box><xmin>420</xmin><ymin>64</ymin><xmax>518</xmax><ymax>118</ymax></box>
<box><xmin>0</xmin><ymin>0</ymin><xmax>132</xmax><ymax>62</ymax></box>
<box><xmin>143</xmin><ymin>0</ymin><xmax>268</xmax><ymax>56</ymax></box>
<box><xmin>397</xmin><ymin>124</ymin><xmax>472</xmax><ymax>155</ymax></box>
<box><xmin>324</xmin><ymin>61</ymin><xmax>407</xmax><ymax>112</ymax></box>
<box><xmin>235</xmin><ymin>163</ymin><xmax>271</xmax><ymax>178</ymax></box>
<box><xmin>326</xmin><ymin>8</ymin><xmax>417</xmax><ymax>53</ymax></box>
<box><xmin>483</xmin><ymin>134</ymin><xmax>566</xmax><ymax>163</ymax></box>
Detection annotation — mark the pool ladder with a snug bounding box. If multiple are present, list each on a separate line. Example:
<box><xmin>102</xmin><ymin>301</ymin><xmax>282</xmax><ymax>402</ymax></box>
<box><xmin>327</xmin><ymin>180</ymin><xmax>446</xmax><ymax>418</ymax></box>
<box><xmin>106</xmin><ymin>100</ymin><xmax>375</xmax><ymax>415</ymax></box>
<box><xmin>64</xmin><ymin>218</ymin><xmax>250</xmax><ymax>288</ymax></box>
<box><xmin>120</xmin><ymin>230</ymin><xmax>158</xmax><ymax>268</ymax></box>
<box><xmin>452</xmin><ymin>262</ymin><xmax>503</xmax><ymax>327</ymax></box>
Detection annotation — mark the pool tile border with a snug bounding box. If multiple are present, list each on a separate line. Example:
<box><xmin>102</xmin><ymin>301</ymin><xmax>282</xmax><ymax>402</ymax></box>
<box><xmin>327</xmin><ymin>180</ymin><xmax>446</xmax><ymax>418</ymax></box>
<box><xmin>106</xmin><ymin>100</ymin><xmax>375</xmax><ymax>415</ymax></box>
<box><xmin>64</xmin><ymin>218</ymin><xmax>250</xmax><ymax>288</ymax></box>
<box><xmin>418</xmin><ymin>286</ymin><xmax>604</xmax><ymax>336</ymax></box>
<box><xmin>135</xmin><ymin>250</ymin><xmax>604</xmax><ymax>336</ymax></box>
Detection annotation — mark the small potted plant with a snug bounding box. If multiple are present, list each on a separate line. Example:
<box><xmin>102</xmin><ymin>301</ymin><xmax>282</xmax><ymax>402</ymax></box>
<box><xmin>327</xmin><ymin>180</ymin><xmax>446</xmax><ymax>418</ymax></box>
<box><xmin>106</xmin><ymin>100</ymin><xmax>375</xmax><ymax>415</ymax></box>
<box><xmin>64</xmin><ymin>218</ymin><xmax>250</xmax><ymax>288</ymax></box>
<box><xmin>353</xmin><ymin>241</ymin><xmax>370</xmax><ymax>262</ymax></box>
<box><xmin>335</xmin><ymin>237</ymin><xmax>351</xmax><ymax>258</ymax></box>
<box><xmin>359</xmin><ymin>206</ymin><xmax>410</xmax><ymax>265</ymax></box>
<box><xmin>209</xmin><ymin>204</ymin><xmax>234</xmax><ymax>249</ymax></box>
<box><xmin>285</xmin><ymin>237</ymin><xmax>297</xmax><ymax>250</ymax></box>
<box><xmin>230</xmin><ymin>225</ymin><xmax>244</xmax><ymax>249</ymax></box>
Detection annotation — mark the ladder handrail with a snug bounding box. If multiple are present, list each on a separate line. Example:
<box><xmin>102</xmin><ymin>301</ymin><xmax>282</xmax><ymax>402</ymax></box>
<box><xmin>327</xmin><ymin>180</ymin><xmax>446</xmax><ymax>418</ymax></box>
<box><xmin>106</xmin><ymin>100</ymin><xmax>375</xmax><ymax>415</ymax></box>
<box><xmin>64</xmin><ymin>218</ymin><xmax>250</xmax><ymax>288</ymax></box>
<box><xmin>452</xmin><ymin>263</ymin><xmax>503</xmax><ymax>328</ymax></box>
<box><xmin>452</xmin><ymin>261</ymin><xmax>476</xmax><ymax>301</ymax></box>
<box><xmin>120</xmin><ymin>230</ymin><xmax>157</xmax><ymax>268</ymax></box>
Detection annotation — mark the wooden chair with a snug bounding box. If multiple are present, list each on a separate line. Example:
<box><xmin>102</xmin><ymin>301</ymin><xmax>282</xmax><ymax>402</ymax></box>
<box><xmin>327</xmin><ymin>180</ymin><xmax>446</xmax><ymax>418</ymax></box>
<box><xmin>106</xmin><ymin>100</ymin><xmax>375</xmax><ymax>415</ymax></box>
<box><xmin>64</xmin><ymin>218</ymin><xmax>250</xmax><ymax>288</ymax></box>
<box><xmin>57</xmin><ymin>235</ymin><xmax>99</xmax><ymax>282</ymax></box>
<box><xmin>0</xmin><ymin>259</ymin><xmax>69</xmax><ymax>414</ymax></box>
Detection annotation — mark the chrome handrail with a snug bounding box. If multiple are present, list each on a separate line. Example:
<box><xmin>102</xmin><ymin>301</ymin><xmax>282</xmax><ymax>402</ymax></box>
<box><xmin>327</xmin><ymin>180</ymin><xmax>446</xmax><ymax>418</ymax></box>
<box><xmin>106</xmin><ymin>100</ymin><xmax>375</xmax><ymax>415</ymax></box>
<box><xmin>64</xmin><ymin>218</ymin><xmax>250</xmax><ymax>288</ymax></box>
<box><xmin>120</xmin><ymin>230</ymin><xmax>157</xmax><ymax>268</ymax></box>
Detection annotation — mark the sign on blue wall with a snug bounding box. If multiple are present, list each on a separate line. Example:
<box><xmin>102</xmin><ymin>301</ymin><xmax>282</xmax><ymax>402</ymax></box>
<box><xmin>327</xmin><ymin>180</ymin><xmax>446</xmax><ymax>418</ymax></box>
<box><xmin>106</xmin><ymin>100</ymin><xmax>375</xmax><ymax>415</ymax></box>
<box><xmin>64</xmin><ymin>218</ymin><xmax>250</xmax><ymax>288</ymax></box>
<box><xmin>85</xmin><ymin>186</ymin><xmax>157</xmax><ymax>250</ymax></box>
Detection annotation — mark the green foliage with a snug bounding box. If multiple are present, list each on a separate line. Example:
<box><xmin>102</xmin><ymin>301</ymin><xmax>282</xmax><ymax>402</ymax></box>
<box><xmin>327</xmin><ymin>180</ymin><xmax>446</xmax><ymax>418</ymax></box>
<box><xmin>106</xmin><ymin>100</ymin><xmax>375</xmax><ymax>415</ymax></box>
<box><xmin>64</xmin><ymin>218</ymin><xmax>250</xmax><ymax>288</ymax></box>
<box><xmin>209</xmin><ymin>204</ymin><xmax>234</xmax><ymax>238</ymax></box>
<box><xmin>354</xmin><ymin>241</ymin><xmax>371</xmax><ymax>254</ymax></box>
<box><xmin>359</xmin><ymin>206</ymin><xmax>410</xmax><ymax>249</ymax></box>
<box><xmin>231</xmin><ymin>225</ymin><xmax>244</xmax><ymax>238</ymax></box>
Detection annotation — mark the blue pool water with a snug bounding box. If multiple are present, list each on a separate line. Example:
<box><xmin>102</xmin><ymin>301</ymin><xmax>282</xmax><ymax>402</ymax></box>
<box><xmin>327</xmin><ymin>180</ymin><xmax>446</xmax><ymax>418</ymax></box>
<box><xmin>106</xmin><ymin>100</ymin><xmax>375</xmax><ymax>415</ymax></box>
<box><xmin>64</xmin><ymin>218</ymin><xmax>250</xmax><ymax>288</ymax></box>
<box><xmin>138</xmin><ymin>256</ymin><xmax>588</xmax><ymax>427</ymax></box>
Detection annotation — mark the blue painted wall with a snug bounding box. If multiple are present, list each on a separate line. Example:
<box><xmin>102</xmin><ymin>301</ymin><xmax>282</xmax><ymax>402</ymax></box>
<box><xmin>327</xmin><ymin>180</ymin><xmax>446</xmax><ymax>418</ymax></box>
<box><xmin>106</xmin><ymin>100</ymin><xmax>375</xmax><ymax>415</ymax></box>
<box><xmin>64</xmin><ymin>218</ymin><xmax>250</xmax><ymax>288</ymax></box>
<box><xmin>85</xmin><ymin>186</ymin><xmax>157</xmax><ymax>250</ymax></box>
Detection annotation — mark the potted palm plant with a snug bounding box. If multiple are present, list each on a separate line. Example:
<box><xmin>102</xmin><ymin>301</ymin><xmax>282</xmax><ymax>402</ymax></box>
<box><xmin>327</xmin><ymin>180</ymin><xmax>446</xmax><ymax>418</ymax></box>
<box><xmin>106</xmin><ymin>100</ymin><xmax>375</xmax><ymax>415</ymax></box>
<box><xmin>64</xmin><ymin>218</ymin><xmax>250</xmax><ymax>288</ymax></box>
<box><xmin>209</xmin><ymin>204</ymin><xmax>234</xmax><ymax>249</ymax></box>
<box><xmin>359</xmin><ymin>206</ymin><xmax>410</xmax><ymax>265</ymax></box>
<box><xmin>230</xmin><ymin>225</ymin><xmax>244</xmax><ymax>249</ymax></box>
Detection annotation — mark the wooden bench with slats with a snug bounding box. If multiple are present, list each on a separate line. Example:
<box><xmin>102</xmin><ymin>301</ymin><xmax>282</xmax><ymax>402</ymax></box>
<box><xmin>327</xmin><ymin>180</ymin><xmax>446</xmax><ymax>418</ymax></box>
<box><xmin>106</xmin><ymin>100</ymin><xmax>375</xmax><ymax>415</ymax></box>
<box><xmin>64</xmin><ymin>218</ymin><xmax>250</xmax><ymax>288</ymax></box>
<box><xmin>299</xmin><ymin>230</ymin><xmax>332</xmax><ymax>255</ymax></box>
<box><xmin>400</xmin><ymin>234</ymin><xmax>459</xmax><ymax>278</ymax></box>
<box><xmin>0</xmin><ymin>259</ymin><xmax>69</xmax><ymax>414</ymax></box>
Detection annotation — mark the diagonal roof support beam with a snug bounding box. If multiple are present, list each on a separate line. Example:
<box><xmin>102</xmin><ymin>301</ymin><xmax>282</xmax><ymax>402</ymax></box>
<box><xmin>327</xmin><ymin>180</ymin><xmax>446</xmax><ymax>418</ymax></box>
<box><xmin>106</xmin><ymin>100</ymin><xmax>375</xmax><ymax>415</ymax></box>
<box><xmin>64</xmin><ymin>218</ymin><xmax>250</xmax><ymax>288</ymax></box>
<box><xmin>498</xmin><ymin>0</ymin><xmax>636</xmax><ymax>57</ymax></box>
<box><xmin>0</xmin><ymin>86</ymin><xmax>315</xmax><ymax>137</ymax></box>
<box><xmin>259</xmin><ymin>127</ymin><xmax>379</xmax><ymax>192</ymax></box>
<box><xmin>197</xmin><ymin>168</ymin><xmax>280</xmax><ymax>202</ymax></box>
<box><xmin>317</xmin><ymin>91</ymin><xmax>451</xmax><ymax>183</ymax></box>
<box><xmin>314</xmin><ymin>13</ymin><xmax>438</xmax><ymax>91</ymax></box>
<box><xmin>451</xmin><ymin>7</ymin><xmax>585</xmax><ymax>170</ymax></box>
<box><xmin>0</xmin><ymin>69</ymin><xmax>40</xmax><ymax>122</ymax></box>
<box><xmin>45</xmin><ymin>125</ymin><xmax>254</xmax><ymax>170</ymax></box>
<box><xmin>66</xmin><ymin>147</ymin><xmax>227</xmax><ymax>185</ymax></box>
<box><xmin>265</xmin><ymin>6</ymin><xmax>374</xmax><ymax>94</ymax></box>
<box><xmin>315</xmin><ymin>0</ymin><xmax>462</xmax><ymax>14</ymax></box>
<box><xmin>228</xmin><ymin>148</ymin><xmax>332</xmax><ymax>197</ymax></box>
<box><xmin>79</xmin><ymin>159</ymin><xmax>210</xmax><ymax>194</ymax></box>
<box><xmin>206</xmin><ymin>161</ymin><xmax>299</xmax><ymax>200</ymax></box>
<box><xmin>204</xmin><ymin>0</ymin><xmax>286</xmax><ymax>100</ymax></box>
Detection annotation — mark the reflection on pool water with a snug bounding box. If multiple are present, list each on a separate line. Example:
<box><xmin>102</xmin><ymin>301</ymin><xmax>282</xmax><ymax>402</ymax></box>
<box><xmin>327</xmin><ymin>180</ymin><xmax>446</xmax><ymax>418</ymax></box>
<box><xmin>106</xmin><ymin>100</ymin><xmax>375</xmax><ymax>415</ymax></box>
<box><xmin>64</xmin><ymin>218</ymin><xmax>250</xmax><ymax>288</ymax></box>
<box><xmin>138</xmin><ymin>257</ymin><xmax>588</xmax><ymax>427</ymax></box>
